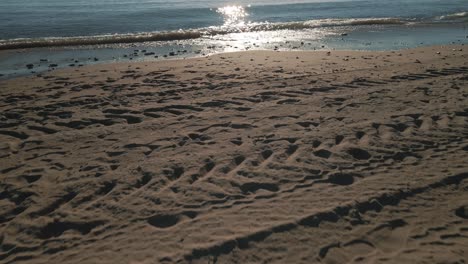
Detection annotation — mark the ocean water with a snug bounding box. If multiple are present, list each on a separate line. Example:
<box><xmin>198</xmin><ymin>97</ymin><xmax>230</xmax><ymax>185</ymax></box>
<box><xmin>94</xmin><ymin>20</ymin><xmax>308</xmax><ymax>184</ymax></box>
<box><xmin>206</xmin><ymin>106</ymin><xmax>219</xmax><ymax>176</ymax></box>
<box><xmin>1</xmin><ymin>0</ymin><xmax>467</xmax><ymax>47</ymax></box>
<box><xmin>0</xmin><ymin>0</ymin><xmax>467</xmax><ymax>77</ymax></box>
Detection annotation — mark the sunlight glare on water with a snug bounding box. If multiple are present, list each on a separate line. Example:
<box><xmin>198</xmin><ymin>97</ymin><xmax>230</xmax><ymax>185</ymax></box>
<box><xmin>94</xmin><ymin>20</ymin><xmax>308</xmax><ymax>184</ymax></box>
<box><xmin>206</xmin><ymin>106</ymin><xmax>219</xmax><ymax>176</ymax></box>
<box><xmin>216</xmin><ymin>5</ymin><xmax>250</xmax><ymax>29</ymax></box>
<box><xmin>211</xmin><ymin>4</ymin><xmax>331</xmax><ymax>52</ymax></box>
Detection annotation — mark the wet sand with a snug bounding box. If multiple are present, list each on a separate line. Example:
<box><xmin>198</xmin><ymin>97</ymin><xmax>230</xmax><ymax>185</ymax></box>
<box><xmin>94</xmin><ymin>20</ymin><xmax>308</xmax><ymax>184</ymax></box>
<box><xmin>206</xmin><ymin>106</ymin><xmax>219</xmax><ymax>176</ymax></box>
<box><xmin>0</xmin><ymin>45</ymin><xmax>467</xmax><ymax>263</ymax></box>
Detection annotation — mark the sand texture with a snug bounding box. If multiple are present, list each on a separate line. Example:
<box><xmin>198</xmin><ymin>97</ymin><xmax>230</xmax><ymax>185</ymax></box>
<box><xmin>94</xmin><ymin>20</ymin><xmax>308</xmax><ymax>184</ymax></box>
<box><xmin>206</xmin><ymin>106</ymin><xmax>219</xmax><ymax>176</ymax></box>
<box><xmin>0</xmin><ymin>45</ymin><xmax>468</xmax><ymax>263</ymax></box>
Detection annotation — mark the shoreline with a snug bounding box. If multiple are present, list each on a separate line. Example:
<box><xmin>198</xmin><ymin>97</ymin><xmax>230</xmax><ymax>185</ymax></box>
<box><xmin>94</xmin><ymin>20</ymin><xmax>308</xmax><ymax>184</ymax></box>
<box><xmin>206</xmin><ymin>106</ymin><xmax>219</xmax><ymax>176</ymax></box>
<box><xmin>2</xmin><ymin>44</ymin><xmax>466</xmax><ymax>83</ymax></box>
<box><xmin>0</xmin><ymin>44</ymin><xmax>467</xmax><ymax>263</ymax></box>
<box><xmin>1</xmin><ymin>21</ymin><xmax>467</xmax><ymax>80</ymax></box>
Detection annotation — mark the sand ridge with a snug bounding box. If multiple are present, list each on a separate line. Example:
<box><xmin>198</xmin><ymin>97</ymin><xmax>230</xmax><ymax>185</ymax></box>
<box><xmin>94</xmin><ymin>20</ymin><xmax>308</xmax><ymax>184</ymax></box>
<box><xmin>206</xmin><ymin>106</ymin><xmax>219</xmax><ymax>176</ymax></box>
<box><xmin>0</xmin><ymin>45</ymin><xmax>467</xmax><ymax>263</ymax></box>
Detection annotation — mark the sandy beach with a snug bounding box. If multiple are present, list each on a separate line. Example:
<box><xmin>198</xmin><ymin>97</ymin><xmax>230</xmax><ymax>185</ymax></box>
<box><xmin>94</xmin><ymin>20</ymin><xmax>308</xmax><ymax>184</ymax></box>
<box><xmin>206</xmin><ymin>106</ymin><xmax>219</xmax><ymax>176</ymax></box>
<box><xmin>0</xmin><ymin>45</ymin><xmax>467</xmax><ymax>263</ymax></box>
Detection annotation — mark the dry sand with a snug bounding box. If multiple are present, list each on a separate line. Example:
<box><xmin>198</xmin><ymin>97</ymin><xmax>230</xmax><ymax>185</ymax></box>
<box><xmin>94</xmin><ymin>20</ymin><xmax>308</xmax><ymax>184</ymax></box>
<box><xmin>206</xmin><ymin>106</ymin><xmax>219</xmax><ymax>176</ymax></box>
<box><xmin>0</xmin><ymin>45</ymin><xmax>467</xmax><ymax>264</ymax></box>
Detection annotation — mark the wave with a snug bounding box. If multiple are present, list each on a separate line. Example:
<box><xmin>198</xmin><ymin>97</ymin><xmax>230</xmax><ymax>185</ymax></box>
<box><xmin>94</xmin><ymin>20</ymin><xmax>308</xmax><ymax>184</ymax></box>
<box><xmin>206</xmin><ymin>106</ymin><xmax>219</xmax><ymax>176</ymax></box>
<box><xmin>0</xmin><ymin>31</ymin><xmax>203</xmax><ymax>50</ymax></box>
<box><xmin>250</xmin><ymin>18</ymin><xmax>406</xmax><ymax>31</ymax></box>
<box><xmin>0</xmin><ymin>14</ymin><xmax>462</xmax><ymax>50</ymax></box>
<box><xmin>438</xmin><ymin>11</ymin><xmax>468</xmax><ymax>21</ymax></box>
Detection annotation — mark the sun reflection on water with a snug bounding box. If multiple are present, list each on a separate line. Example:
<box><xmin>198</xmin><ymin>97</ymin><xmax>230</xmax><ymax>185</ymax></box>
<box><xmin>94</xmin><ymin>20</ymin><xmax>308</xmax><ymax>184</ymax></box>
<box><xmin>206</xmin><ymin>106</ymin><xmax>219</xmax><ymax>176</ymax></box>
<box><xmin>208</xmin><ymin>4</ymin><xmax>332</xmax><ymax>54</ymax></box>
<box><xmin>217</xmin><ymin>5</ymin><xmax>250</xmax><ymax>28</ymax></box>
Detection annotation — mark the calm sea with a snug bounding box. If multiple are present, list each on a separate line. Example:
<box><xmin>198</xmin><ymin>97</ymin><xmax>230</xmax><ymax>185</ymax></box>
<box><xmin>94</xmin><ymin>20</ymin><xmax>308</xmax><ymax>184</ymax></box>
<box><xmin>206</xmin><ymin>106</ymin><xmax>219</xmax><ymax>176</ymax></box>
<box><xmin>0</xmin><ymin>0</ymin><xmax>467</xmax><ymax>77</ymax></box>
